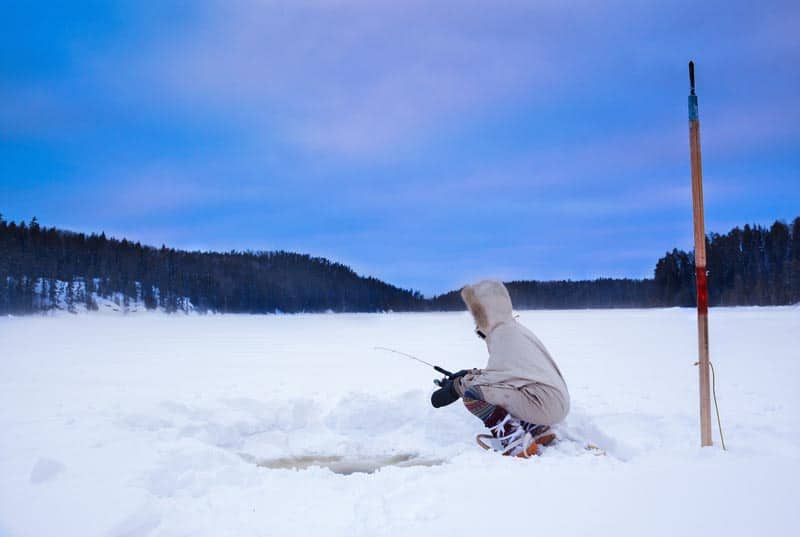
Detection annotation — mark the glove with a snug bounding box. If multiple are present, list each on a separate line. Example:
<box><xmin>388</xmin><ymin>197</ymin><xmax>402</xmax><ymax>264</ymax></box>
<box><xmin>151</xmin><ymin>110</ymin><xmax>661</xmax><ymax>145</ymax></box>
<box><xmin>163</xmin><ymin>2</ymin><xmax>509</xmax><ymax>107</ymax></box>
<box><xmin>430</xmin><ymin>370</ymin><xmax>471</xmax><ymax>408</ymax></box>
<box><xmin>431</xmin><ymin>378</ymin><xmax>460</xmax><ymax>408</ymax></box>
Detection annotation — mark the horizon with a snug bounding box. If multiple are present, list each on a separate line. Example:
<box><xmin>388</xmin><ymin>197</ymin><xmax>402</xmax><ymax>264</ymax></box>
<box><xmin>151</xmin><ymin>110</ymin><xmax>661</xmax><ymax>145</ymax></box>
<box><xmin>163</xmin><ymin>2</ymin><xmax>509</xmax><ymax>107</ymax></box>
<box><xmin>3</xmin><ymin>1</ymin><xmax>799</xmax><ymax>295</ymax></box>
<box><xmin>3</xmin><ymin>213</ymin><xmax>796</xmax><ymax>299</ymax></box>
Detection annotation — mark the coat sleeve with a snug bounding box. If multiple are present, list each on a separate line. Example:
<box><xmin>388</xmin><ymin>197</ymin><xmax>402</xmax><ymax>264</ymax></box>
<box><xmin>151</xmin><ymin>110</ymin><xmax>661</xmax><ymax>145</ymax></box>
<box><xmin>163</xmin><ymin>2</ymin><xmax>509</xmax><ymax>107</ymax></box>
<box><xmin>454</xmin><ymin>368</ymin><xmax>483</xmax><ymax>396</ymax></box>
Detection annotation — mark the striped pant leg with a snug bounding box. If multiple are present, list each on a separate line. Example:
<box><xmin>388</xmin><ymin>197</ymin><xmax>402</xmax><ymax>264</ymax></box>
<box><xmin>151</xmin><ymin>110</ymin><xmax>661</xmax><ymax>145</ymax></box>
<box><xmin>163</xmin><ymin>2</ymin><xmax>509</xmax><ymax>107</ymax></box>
<box><xmin>462</xmin><ymin>386</ymin><xmax>508</xmax><ymax>428</ymax></box>
<box><xmin>463</xmin><ymin>386</ymin><xmax>549</xmax><ymax>436</ymax></box>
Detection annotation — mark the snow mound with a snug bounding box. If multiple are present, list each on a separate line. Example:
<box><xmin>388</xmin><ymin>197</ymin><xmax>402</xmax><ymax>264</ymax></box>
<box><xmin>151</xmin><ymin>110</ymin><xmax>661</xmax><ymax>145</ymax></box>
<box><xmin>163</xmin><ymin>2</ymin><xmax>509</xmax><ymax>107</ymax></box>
<box><xmin>29</xmin><ymin>458</ymin><xmax>65</xmax><ymax>484</ymax></box>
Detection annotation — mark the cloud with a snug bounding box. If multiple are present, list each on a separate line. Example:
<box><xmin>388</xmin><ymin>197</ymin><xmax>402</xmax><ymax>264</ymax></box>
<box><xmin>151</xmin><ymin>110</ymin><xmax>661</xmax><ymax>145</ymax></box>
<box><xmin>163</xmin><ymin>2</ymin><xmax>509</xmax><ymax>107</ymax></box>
<box><xmin>5</xmin><ymin>0</ymin><xmax>797</xmax><ymax>160</ymax></box>
<box><xmin>92</xmin><ymin>0</ymin><xmax>639</xmax><ymax>157</ymax></box>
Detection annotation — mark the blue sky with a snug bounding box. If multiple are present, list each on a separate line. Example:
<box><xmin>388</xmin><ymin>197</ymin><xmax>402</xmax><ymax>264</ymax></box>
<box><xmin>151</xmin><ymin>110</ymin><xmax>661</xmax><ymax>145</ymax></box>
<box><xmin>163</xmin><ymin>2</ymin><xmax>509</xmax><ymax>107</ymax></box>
<box><xmin>2</xmin><ymin>1</ymin><xmax>798</xmax><ymax>295</ymax></box>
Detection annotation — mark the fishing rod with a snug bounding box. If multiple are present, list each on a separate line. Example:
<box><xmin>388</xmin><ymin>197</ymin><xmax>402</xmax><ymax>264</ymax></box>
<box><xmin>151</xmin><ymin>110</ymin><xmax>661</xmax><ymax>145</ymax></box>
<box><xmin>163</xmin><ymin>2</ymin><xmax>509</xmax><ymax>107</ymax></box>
<box><xmin>373</xmin><ymin>346</ymin><xmax>454</xmax><ymax>386</ymax></box>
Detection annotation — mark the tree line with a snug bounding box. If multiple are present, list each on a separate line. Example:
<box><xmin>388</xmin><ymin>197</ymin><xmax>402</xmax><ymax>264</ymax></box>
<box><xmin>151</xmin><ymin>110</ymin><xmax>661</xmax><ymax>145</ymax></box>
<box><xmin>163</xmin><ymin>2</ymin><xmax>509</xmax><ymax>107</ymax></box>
<box><xmin>0</xmin><ymin>216</ymin><xmax>424</xmax><ymax>314</ymax></box>
<box><xmin>429</xmin><ymin>278</ymin><xmax>658</xmax><ymax>310</ymax></box>
<box><xmin>653</xmin><ymin>218</ymin><xmax>800</xmax><ymax>306</ymax></box>
<box><xmin>1</xmin><ymin>214</ymin><xmax>798</xmax><ymax>315</ymax></box>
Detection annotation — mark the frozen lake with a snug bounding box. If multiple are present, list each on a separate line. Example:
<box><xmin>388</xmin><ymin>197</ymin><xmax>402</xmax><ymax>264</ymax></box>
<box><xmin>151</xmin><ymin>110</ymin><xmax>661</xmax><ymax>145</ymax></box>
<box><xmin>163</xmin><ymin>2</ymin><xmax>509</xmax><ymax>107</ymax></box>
<box><xmin>1</xmin><ymin>308</ymin><xmax>798</xmax><ymax>536</ymax></box>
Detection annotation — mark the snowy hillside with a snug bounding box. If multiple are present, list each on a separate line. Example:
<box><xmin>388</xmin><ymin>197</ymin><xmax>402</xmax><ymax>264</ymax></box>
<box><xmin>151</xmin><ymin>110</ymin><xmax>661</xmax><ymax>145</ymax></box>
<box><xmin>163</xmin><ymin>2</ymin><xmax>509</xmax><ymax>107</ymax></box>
<box><xmin>18</xmin><ymin>277</ymin><xmax>194</xmax><ymax>315</ymax></box>
<box><xmin>1</xmin><ymin>308</ymin><xmax>798</xmax><ymax>536</ymax></box>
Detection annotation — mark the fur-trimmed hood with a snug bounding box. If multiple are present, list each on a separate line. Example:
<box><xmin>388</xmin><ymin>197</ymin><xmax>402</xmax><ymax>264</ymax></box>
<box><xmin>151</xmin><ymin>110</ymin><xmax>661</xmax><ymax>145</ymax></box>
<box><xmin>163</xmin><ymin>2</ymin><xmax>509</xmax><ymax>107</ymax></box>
<box><xmin>461</xmin><ymin>280</ymin><xmax>514</xmax><ymax>335</ymax></box>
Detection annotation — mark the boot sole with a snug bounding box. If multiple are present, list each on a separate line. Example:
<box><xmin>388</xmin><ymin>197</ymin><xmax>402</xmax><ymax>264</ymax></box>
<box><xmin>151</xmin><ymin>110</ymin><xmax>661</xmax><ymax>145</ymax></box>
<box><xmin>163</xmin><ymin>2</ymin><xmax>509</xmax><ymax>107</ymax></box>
<box><xmin>475</xmin><ymin>432</ymin><xmax>558</xmax><ymax>457</ymax></box>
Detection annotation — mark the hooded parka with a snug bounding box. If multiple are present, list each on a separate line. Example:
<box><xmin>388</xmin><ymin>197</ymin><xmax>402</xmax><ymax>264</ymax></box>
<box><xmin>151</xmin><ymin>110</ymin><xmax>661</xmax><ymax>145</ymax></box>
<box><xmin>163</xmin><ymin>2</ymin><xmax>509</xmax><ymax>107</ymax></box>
<box><xmin>458</xmin><ymin>280</ymin><xmax>570</xmax><ymax>425</ymax></box>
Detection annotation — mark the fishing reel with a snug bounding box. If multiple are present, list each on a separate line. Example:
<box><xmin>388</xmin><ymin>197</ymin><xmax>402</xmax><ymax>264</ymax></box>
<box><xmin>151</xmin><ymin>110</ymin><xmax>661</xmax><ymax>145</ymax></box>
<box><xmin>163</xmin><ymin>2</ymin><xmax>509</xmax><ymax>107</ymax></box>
<box><xmin>433</xmin><ymin>366</ymin><xmax>453</xmax><ymax>387</ymax></box>
<box><xmin>433</xmin><ymin>367</ymin><xmax>474</xmax><ymax>388</ymax></box>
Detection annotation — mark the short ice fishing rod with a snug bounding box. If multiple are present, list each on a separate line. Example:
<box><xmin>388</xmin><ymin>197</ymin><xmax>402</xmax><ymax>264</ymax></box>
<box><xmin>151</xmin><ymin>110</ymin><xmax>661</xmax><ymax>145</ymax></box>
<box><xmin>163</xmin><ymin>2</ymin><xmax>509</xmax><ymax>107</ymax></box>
<box><xmin>373</xmin><ymin>346</ymin><xmax>454</xmax><ymax>386</ymax></box>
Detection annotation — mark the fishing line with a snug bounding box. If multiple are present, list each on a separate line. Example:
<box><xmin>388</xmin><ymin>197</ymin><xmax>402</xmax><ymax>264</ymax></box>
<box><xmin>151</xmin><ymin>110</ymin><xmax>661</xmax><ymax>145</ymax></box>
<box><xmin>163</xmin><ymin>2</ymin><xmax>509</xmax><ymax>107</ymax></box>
<box><xmin>373</xmin><ymin>346</ymin><xmax>435</xmax><ymax>368</ymax></box>
<box><xmin>373</xmin><ymin>346</ymin><xmax>454</xmax><ymax>380</ymax></box>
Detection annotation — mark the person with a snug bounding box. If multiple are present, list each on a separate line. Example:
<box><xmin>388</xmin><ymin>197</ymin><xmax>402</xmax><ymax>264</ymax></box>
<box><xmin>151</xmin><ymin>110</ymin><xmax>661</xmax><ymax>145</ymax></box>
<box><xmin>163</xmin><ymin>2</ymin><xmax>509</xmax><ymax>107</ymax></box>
<box><xmin>431</xmin><ymin>280</ymin><xmax>570</xmax><ymax>457</ymax></box>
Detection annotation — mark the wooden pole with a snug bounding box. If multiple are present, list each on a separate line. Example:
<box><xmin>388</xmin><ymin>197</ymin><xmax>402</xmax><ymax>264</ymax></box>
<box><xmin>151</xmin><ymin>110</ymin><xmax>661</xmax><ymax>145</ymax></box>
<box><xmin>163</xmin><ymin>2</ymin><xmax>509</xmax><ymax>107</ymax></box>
<box><xmin>688</xmin><ymin>60</ymin><xmax>713</xmax><ymax>447</ymax></box>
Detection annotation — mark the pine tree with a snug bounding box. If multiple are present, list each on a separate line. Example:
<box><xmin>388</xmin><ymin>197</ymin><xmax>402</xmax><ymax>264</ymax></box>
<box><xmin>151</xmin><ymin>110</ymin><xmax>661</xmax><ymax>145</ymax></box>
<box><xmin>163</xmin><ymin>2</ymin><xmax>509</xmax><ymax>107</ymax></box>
<box><xmin>66</xmin><ymin>277</ymin><xmax>76</xmax><ymax>313</ymax></box>
<box><xmin>790</xmin><ymin>217</ymin><xmax>800</xmax><ymax>302</ymax></box>
<box><xmin>85</xmin><ymin>278</ymin><xmax>98</xmax><ymax>311</ymax></box>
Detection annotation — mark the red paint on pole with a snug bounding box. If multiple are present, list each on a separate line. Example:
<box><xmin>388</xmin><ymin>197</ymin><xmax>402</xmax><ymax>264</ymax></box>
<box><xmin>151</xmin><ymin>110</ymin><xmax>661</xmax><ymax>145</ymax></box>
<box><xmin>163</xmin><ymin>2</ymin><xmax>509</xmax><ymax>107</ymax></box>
<box><xmin>695</xmin><ymin>266</ymin><xmax>709</xmax><ymax>314</ymax></box>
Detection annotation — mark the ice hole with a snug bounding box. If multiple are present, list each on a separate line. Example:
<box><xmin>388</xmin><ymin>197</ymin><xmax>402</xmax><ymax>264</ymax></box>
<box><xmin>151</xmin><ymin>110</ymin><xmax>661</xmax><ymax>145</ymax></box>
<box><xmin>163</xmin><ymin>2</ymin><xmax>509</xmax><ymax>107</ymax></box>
<box><xmin>240</xmin><ymin>452</ymin><xmax>445</xmax><ymax>475</ymax></box>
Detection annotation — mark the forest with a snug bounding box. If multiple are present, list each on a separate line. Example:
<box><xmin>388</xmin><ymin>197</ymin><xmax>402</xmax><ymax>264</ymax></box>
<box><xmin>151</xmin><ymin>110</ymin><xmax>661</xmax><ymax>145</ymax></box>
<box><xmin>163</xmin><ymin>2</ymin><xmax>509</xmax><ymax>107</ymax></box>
<box><xmin>1</xmin><ymin>214</ymin><xmax>798</xmax><ymax>314</ymax></box>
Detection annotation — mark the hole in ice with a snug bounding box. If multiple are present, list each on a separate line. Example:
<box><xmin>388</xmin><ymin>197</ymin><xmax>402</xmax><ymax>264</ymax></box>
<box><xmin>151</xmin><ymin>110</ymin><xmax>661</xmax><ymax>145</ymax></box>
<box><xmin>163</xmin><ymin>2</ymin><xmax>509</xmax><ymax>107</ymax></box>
<box><xmin>240</xmin><ymin>452</ymin><xmax>445</xmax><ymax>475</ymax></box>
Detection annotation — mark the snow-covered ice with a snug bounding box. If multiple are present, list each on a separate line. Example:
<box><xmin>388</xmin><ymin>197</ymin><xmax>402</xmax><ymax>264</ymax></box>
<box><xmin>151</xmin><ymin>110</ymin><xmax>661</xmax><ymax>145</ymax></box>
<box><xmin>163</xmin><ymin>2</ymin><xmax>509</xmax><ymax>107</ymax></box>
<box><xmin>1</xmin><ymin>308</ymin><xmax>798</xmax><ymax>536</ymax></box>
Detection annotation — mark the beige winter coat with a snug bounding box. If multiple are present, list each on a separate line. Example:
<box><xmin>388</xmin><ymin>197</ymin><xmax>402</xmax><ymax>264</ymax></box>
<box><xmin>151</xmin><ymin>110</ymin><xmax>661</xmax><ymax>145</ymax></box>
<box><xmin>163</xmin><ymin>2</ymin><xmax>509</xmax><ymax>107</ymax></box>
<box><xmin>459</xmin><ymin>280</ymin><xmax>570</xmax><ymax>425</ymax></box>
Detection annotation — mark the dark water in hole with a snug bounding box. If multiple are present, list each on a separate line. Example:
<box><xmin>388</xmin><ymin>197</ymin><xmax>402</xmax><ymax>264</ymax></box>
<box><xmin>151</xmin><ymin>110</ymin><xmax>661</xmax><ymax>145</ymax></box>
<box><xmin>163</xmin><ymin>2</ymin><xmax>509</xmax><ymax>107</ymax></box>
<box><xmin>240</xmin><ymin>452</ymin><xmax>446</xmax><ymax>475</ymax></box>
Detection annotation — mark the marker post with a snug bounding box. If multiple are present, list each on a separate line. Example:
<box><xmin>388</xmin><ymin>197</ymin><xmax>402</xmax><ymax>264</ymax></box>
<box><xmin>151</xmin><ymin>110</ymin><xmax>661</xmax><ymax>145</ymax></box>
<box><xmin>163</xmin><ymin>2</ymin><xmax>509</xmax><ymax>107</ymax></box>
<box><xmin>688</xmin><ymin>61</ymin><xmax>713</xmax><ymax>447</ymax></box>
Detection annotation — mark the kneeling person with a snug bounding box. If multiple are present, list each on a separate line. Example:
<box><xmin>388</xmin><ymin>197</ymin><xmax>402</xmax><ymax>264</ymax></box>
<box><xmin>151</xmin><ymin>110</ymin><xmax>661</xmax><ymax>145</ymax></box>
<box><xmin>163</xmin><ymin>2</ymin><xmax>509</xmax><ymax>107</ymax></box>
<box><xmin>432</xmin><ymin>280</ymin><xmax>570</xmax><ymax>457</ymax></box>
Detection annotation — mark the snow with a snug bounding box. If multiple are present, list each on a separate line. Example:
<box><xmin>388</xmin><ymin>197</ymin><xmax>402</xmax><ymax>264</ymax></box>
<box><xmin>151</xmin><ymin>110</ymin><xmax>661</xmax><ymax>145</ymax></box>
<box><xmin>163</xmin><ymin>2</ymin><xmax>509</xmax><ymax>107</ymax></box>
<box><xmin>22</xmin><ymin>276</ymin><xmax>193</xmax><ymax>314</ymax></box>
<box><xmin>1</xmin><ymin>308</ymin><xmax>798</xmax><ymax>536</ymax></box>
